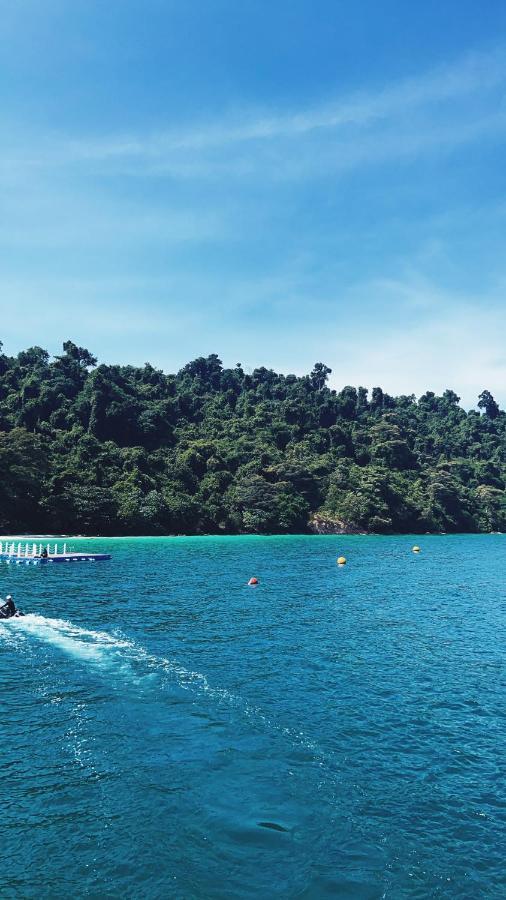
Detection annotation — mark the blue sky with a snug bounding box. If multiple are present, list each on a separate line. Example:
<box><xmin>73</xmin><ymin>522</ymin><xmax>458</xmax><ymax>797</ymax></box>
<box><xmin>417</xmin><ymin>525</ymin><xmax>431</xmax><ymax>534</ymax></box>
<box><xmin>1</xmin><ymin>0</ymin><xmax>506</xmax><ymax>407</ymax></box>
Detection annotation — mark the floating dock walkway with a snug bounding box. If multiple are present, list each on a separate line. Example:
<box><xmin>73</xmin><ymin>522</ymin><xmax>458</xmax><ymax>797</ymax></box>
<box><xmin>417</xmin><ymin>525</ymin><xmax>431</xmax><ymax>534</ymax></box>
<box><xmin>0</xmin><ymin>542</ymin><xmax>111</xmax><ymax>565</ymax></box>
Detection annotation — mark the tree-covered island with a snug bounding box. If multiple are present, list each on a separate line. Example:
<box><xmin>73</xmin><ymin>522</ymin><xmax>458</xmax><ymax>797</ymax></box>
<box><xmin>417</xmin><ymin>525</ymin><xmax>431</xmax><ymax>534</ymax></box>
<box><xmin>0</xmin><ymin>341</ymin><xmax>504</xmax><ymax>535</ymax></box>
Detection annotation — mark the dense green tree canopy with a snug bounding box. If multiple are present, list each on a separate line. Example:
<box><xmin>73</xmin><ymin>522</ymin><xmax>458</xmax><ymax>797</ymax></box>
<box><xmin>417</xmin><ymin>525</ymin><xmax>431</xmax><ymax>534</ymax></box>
<box><xmin>0</xmin><ymin>341</ymin><xmax>504</xmax><ymax>534</ymax></box>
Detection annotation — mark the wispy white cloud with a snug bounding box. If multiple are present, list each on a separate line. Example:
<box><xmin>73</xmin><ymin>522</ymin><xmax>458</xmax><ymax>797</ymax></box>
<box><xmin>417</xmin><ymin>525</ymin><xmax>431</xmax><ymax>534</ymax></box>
<box><xmin>320</xmin><ymin>273</ymin><xmax>506</xmax><ymax>405</ymax></box>
<box><xmin>1</xmin><ymin>42</ymin><xmax>506</xmax><ymax>407</ymax></box>
<box><xmin>3</xmin><ymin>45</ymin><xmax>506</xmax><ymax>183</ymax></box>
<box><xmin>2</xmin><ymin>259</ymin><xmax>506</xmax><ymax>407</ymax></box>
<box><xmin>0</xmin><ymin>203</ymin><xmax>227</xmax><ymax>249</ymax></box>
<box><xmin>334</xmin><ymin>307</ymin><xmax>506</xmax><ymax>407</ymax></box>
<box><xmin>55</xmin><ymin>47</ymin><xmax>506</xmax><ymax>153</ymax></box>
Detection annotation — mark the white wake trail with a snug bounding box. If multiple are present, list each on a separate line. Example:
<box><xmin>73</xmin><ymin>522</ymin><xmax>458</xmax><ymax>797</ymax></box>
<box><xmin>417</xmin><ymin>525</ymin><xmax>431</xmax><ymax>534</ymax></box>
<box><xmin>14</xmin><ymin>614</ymin><xmax>225</xmax><ymax>693</ymax></box>
<box><xmin>13</xmin><ymin>614</ymin><xmax>325</xmax><ymax>764</ymax></box>
<box><xmin>15</xmin><ymin>615</ymin><xmax>128</xmax><ymax>667</ymax></box>
<box><xmin>0</xmin><ymin>621</ymin><xmax>27</xmax><ymax>649</ymax></box>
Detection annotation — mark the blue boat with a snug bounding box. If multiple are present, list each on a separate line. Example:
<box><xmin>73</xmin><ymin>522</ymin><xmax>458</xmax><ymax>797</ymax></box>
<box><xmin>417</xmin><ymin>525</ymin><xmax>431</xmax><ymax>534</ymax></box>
<box><xmin>0</xmin><ymin>541</ymin><xmax>111</xmax><ymax>565</ymax></box>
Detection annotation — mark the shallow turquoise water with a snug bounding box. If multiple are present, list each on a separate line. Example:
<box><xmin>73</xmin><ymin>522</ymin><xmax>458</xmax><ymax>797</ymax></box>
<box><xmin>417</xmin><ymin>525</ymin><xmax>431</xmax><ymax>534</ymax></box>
<box><xmin>1</xmin><ymin>534</ymin><xmax>505</xmax><ymax>898</ymax></box>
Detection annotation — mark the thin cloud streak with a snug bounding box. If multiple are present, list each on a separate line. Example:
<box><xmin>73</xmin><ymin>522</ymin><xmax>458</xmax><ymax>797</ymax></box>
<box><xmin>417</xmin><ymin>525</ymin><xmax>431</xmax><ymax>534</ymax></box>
<box><xmin>3</xmin><ymin>44</ymin><xmax>506</xmax><ymax>182</ymax></box>
<box><xmin>61</xmin><ymin>45</ymin><xmax>506</xmax><ymax>157</ymax></box>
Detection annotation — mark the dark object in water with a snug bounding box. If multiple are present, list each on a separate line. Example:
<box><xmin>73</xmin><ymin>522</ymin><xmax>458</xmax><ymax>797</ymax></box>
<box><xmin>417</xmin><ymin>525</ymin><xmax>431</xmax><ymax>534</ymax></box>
<box><xmin>257</xmin><ymin>821</ymin><xmax>289</xmax><ymax>833</ymax></box>
<box><xmin>0</xmin><ymin>596</ymin><xmax>24</xmax><ymax>619</ymax></box>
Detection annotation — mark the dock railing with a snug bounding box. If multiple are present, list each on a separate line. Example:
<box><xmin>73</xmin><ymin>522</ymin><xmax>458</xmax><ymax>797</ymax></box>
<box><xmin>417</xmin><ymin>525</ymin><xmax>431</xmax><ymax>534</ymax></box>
<box><xmin>0</xmin><ymin>541</ymin><xmax>68</xmax><ymax>557</ymax></box>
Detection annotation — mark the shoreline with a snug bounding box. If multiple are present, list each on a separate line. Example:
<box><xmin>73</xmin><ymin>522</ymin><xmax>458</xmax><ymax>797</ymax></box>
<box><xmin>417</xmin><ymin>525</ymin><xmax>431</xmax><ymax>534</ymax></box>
<box><xmin>0</xmin><ymin>531</ymin><xmax>502</xmax><ymax>541</ymax></box>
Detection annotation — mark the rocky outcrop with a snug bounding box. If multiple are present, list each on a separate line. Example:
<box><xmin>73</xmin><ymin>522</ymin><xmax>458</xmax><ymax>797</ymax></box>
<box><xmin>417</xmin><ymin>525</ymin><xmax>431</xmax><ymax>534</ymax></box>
<box><xmin>308</xmin><ymin>514</ymin><xmax>364</xmax><ymax>535</ymax></box>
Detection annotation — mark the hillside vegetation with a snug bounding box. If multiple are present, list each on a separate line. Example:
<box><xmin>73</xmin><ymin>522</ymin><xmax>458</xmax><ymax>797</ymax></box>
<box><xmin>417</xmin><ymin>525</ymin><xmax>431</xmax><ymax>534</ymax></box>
<box><xmin>0</xmin><ymin>341</ymin><xmax>504</xmax><ymax>535</ymax></box>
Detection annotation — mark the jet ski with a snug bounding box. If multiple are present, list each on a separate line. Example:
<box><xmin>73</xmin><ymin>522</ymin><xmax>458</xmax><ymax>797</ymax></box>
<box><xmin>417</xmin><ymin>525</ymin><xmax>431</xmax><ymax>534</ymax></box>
<box><xmin>0</xmin><ymin>595</ymin><xmax>24</xmax><ymax>619</ymax></box>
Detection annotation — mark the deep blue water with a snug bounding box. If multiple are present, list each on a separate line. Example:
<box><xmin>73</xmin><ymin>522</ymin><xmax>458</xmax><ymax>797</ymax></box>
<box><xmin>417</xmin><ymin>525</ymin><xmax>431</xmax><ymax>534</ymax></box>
<box><xmin>1</xmin><ymin>534</ymin><xmax>505</xmax><ymax>899</ymax></box>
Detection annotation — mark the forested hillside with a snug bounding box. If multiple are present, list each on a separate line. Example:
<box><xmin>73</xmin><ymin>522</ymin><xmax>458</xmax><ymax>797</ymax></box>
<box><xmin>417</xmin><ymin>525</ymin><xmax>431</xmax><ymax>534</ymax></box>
<box><xmin>0</xmin><ymin>341</ymin><xmax>504</xmax><ymax>535</ymax></box>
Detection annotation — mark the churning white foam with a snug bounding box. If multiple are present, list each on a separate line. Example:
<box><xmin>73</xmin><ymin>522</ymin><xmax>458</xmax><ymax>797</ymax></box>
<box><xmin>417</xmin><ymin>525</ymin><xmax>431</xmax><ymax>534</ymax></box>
<box><xmin>0</xmin><ymin>621</ymin><xmax>27</xmax><ymax>648</ymax></box>
<box><xmin>15</xmin><ymin>614</ymin><xmax>231</xmax><ymax>695</ymax></box>
<box><xmin>15</xmin><ymin>615</ymin><xmax>125</xmax><ymax>666</ymax></box>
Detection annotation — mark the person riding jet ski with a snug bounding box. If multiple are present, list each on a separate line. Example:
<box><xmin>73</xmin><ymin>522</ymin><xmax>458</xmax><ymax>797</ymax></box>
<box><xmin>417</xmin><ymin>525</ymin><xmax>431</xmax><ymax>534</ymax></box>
<box><xmin>0</xmin><ymin>595</ymin><xmax>24</xmax><ymax>619</ymax></box>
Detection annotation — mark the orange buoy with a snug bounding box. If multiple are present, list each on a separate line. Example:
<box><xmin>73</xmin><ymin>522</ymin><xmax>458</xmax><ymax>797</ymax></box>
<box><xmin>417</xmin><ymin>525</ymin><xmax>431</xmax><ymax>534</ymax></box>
<box><xmin>337</xmin><ymin>556</ymin><xmax>347</xmax><ymax>566</ymax></box>
<box><xmin>248</xmin><ymin>577</ymin><xmax>259</xmax><ymax>586</ymax></box>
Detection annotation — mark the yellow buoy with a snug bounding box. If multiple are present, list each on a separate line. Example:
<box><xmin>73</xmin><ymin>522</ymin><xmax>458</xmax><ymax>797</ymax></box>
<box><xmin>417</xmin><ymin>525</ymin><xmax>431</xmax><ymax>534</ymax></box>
<box><xmin>412</xmin><ymin>546</ymin><xmax>421</xmax><ymax>553</ymax></box>
<box><xmin>337</xmin><ymin>556</ymin><xmax>347</xmax><ymax>566</ymax></box>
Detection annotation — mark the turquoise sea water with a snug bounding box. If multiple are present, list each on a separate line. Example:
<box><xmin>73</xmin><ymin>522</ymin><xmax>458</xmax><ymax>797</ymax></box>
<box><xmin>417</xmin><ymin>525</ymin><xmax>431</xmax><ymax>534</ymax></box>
<box><xmin>1</xmin><ymin>534</ymin><xmax>505</xmax><ymax>898</ymax></box>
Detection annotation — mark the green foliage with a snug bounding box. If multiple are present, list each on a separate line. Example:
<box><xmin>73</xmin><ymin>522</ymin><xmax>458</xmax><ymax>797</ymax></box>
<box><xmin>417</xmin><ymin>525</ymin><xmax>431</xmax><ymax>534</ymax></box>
<box><xmin>478</xmin><ymin>390</ymin><xmax>500</xmax><ymax>420</ymax></box>
<box><xmin>0</xmin><ymin>343</ymin><xmax>504</xmax><ymax>534</ymax></box>
<box><xmin>0</xmin><ymin>428</ymin><xmax>47</xmax><ymax>531</ymax></box>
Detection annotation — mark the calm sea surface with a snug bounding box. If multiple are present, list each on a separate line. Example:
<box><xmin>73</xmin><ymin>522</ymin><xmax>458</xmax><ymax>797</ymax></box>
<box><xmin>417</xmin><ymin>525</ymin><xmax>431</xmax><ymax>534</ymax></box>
<box><xmin>1</xmin><ymin>534</ymin><xmax>505</xmax><ymax>899</ymax></box>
